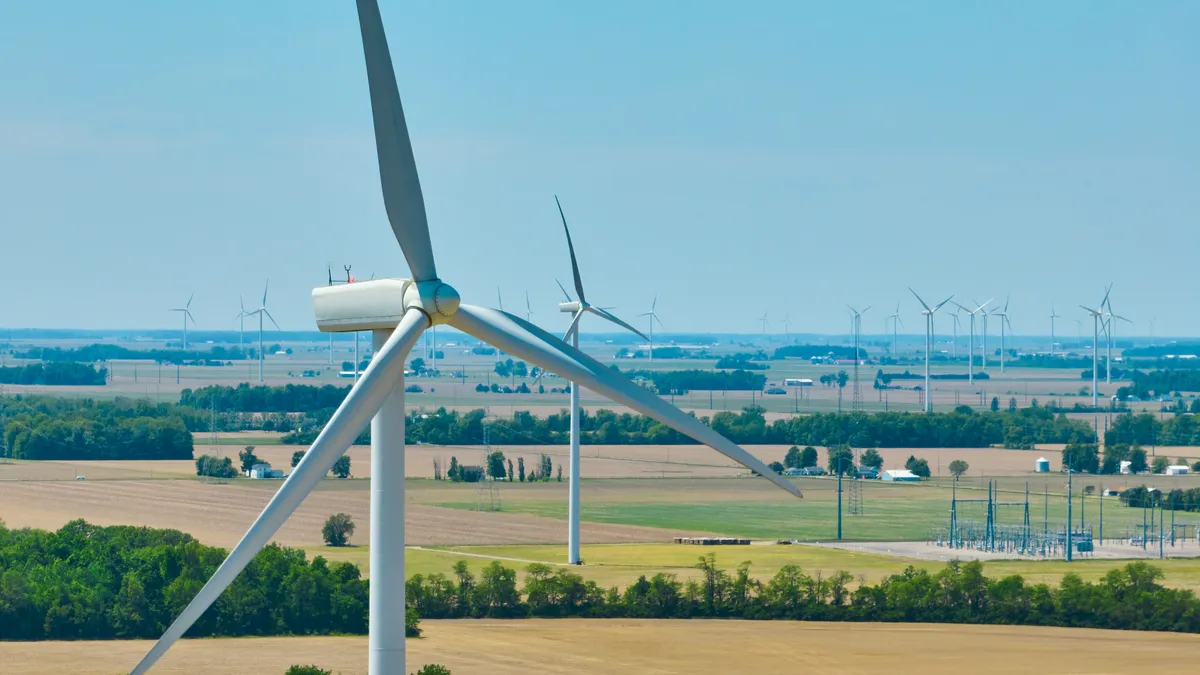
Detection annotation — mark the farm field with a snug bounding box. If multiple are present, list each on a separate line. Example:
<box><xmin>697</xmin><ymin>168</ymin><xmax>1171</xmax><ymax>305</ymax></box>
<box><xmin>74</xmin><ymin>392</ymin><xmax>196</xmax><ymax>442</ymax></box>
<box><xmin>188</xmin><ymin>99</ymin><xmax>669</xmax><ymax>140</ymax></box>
<box><xmin>3</xmin><ymin>620</ymin><xmax>1199</xmax><ymax>674</ymax></box>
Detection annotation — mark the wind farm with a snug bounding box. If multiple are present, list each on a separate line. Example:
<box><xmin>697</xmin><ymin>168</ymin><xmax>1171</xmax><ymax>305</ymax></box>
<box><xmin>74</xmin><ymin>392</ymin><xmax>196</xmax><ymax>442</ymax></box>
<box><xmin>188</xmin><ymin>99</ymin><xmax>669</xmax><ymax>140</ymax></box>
<box><xmin>2</xmin><ymin>2</ymin><xmax>1199</xmax><ymax>675</ymax></box>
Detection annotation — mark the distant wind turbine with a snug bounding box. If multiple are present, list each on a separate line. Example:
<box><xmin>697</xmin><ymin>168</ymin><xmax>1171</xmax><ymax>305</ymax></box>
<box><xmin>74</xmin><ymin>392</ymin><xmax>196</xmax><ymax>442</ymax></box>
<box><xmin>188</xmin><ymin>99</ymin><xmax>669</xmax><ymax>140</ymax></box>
<box><xmin>235</xmin><ymin>295</ymin><xmax>248</xmax><ymax>350</ymax></box>
<box><xmin>910</xmin><ymin>288</ymin><xmax>953</xmax><ymax>413</ymax></box>
<box><xmin>781</xmin><ymin>313</ymin><xmax>792</xmax><ymax>342</ymax></box>
<box><xmin>245</xmin><ymin>281</ymin><xmax>280</xmax><ymax>383</ymax></box>
<box><xmin>525</xmin><ymin>291</ymin><xmax>534</xmax><ymax>322</ymax></box>
<box><xmin>1103</xmin><ymin>290</ymin><xmax>1131</xmax><ymax>384</ymax></box>
<box><xmin>555</xmin><ymin>195</ymin><xmax>647</xmax><ymax>566</ymax></box>
<box><xmin>1049</xmin><ymin>305</ymin><xmax>1061</xmax><ymax>356</ymax></box>
<box><xmin>949</xmin><ymin>307</ymin><xmax>961</xmax><ymax>360</ymax></box>
<box><xmin>1080</xmin><ymin>284</ymin><xmax>1112</xmax><ymax>408</ymax></box>
<box><xmin>887</xmin><ymin>304</ymin><xmax>903</xmax><ymax>356</ymax></box>
<box><xmin>638</xmin><ymin>294</ymin><xmax>664</xmax><ymax>362</ymax></box>
<box><xmin>991</xmin><ymin>296</ymin><xmax>1014</xmax><ymax>373</ymax></box>
<box><xmin>953</xmin><ymin>298</ymin><xmax>992</xmax><ymax>385</ymax></box>
<box><xmin>759</xmin><ymin>312</ymin><xmax>770</xmax><ymax>337</ymax></box>
<box><xmin>847</xmin><ymin>305</ymin><xmax>871</xmax><ymax>412</ymax></box>
<box><xmin>170</xmin><ymin>293</ymin><xmax>196</xmax><ymax>350</ymax></box>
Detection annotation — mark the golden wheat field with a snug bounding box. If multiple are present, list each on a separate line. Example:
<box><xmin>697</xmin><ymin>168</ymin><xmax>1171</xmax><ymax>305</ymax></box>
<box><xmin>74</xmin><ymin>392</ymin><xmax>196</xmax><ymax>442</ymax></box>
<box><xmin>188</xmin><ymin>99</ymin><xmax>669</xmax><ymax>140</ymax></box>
<box><xmin>3</xmin><ymin>620</ymin><xmax>1198</xmax><ymax>674</ymax></box>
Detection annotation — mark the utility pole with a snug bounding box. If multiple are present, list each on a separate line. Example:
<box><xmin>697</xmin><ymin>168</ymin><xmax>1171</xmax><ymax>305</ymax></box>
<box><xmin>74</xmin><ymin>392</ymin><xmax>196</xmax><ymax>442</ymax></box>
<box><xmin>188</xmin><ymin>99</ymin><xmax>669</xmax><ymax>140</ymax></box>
<box><xmin>1066</xmin><ymin>470</ymin><xmax>1073</xmax><ymax>562</ymax></box>
<box><xmin>836</xmin><ymin>457</ymin><xmax>844</xmax><ymax>541</ymax></box>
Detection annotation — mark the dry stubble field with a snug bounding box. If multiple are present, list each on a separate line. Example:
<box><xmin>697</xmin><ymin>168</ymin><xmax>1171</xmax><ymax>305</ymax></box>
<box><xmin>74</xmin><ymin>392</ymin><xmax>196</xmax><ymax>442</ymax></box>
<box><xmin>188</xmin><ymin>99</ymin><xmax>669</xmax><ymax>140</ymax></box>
<box><xmin>3</xmin><ymin>620</ymin><xmax>1199</xmax><ymax>674</ymax></box>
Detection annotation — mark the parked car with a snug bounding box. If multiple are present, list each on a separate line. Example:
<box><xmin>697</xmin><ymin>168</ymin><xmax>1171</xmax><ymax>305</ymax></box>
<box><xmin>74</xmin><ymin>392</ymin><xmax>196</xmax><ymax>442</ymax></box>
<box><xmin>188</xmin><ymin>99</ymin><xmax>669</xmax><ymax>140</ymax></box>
<box><xmin>765</xmin><ymin>387</ymin><xmax>787</xmax><ymax>395</ymax></box>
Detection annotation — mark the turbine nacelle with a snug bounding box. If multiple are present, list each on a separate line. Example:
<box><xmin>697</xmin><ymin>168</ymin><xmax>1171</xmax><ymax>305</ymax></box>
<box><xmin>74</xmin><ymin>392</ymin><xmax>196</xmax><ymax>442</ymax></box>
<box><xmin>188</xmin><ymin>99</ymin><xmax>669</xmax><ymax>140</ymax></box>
<box><xmin>559</xmin><ymin>300</ymin><xmax>582</xmax><ymax>314</ymax></box>
<box><xmin>312</xmin><ymin>277</ymin><xmax>459</xmax><ymax>332</ymax></box>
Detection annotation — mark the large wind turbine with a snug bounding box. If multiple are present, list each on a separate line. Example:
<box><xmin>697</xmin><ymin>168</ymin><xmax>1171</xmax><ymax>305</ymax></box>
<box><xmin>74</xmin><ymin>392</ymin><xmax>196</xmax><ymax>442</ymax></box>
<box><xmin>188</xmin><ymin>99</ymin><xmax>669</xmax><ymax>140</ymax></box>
<box><xmin>991</xmin><ymin>296</ymin><xmax>1013</xmax><ymax>373</ymax></box>
<box><xmin>847</xmin><ymin>305</ymin><xmax>870</xmax><ymax>412</ymax></box>
<box><xmin>555</xmin><ymin>195</ymin><xmax>648</xmax><ymax>566</ymax></box>
<box><xmin>638</xmin><ymin>294</ymin><xmax>664</xmax><ymax>362</ymax></box>
<box><xmin>245</xmin><ymin>281</ymin><xmax>279</xmax><ymax>383</ymax></box>
<box><xmin>130</xmin><ymin>5</ymin><xmax>802</xmax><ymax>674</ymax></box>
<box><xmin>953</xmin><ymin>299</ymin><xmax>992</xmax><ymax>385</ymax></box>
<box><xmin>169</xmin><ymin>293</ymin><xmax>195</xmax><ymax>350</ymax></box>
<box><xmin>910</xmin><ymin>289</ymin><xmax>952</xmax><ymax>413</ymax></box>
<box><xmin>1080</xmin><ymin>285</ymin><xmax>1112</xmax><ymax>408</ymax></box>
<box><xmin>1049</xmin><ymin>305</ymin><xmax>1061</xmax><ymax>356</ymax></box>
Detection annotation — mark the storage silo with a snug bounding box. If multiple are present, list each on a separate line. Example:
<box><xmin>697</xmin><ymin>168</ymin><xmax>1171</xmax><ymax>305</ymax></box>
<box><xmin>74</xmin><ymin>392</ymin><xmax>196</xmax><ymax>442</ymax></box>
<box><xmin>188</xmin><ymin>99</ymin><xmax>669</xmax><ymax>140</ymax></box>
<box><xmin>1035</xmin><ymin>457</ymin><xmax>1050</xmax><ymax>473</ymax></box>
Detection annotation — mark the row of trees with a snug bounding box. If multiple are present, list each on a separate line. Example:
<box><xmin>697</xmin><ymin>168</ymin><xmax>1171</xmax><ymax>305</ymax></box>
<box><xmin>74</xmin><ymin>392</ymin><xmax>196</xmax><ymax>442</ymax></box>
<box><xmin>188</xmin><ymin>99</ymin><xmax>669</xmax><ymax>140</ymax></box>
<box><xmin>1105</xmin><ymin>413</ymin><xmax>1200</xmax><ymax>447</ymax></box>
<box><xmin>0</xmin><ymin>520</ymin><xmax>375</xmax><ymax>640</ymax></box>
<box><xmin>0</xmin><ymin>362</ymin><xmax>107</xmax><ymax>385</ymax></box>
<box><xmin>620</xmin><ymin>368</ymin><xmax>768</xmax><ymax>394</ymax></box>
<box><xmin>1</xmin><ymin>396</ymin><xmax>193</xmax><ymax>460</ymax></box>
<box><xmin>407</xmin><ymin>554</ymin><xmax>1200</xmax><ymax>633</ymax></box>
<box><xmin>17</xmin><ymin>343</ymin><xmax>252</xmax><ymax>365</ymax></box>
<box><xmin>1120</xmin><ymin>486</ymin><xmax>1200</xmax><ymax>511</ymax></box>
<box><xmin>1117</xmin><ymin>370</ymin><xmax>1200</xmax><ymax>400</ymax></box>
<box><xmin>282</xmin><ymin>405</ymin><xmax>1096</xmax><ymax>450</ymax></box>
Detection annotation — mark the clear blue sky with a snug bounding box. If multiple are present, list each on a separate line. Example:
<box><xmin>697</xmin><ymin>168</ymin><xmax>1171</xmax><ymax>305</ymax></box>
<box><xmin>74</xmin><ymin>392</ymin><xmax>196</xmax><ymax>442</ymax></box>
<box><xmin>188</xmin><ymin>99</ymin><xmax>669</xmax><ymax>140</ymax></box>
<box><xmin>1</xmin><ymin>1</ymin><xmax>1196</xmax><ymax>337</ymax></box>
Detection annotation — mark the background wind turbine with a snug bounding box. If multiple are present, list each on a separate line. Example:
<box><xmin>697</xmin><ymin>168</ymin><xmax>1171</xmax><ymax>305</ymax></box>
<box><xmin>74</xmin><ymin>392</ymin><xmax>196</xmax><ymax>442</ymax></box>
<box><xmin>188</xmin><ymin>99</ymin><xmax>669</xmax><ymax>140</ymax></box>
<box><xmin>1080</xmin><ymin>285</ymin><xmax>1112</xmax><ymax>408</ymax></box>
<box><xmin>555</xmin><ymin>195</ymin><xmax>649</xmax><ymax>566</ymax></box>
<box><xmin>953</xmin><ymin>299</ymin><xmax>991</xmax><ymax>385</ymax></box>
<box><xmin>1103</xmin><ymin>289</ymin><xmax>1130</xmax><ymax>384</ymax></box>
<box><xmin>847</xmin><ymin>305</ymin><xmax>870</xmax><ymax>412</ymax></box>
<box><xmin>887</xmin><ymin>304</ymin><xmax>902</xmax><ymax>356</ymax></box>
<box><xmin>235</xmin><ymin>295</ymin><xmax>247</xmax><ymax>350</ymax></box>
<box><xmin>525</xmin><ymin>291</ymin><xmax>534</xmax><ymax>322</ymax></box>
<box><xmin>910</xmin><ymin>289</ymin><xmax>952</xmax><ymax>413</ymax></box>
<box><xmin>759</xmin><ymin>311</ymin><xmax>770</xmax><ymax>338</ymax></box>
<box><xmin>781</xmin><ymin>313</ymin><xmax>792</xmax><ymax>343</ymax></box>
<box><xmin>978</xmin><ymin>300</ymin><xmax>992</xmax><ymax>371</ymax></box>
<box><xmin>131</xmin><ymin>6</ymin><xmax>801</xmax><ymax>674</ymax></box>
<box><xmin>1049</xmin><ymin>305</ymin><xmax>1061</xmax><ymax>356</ymax></box>
<box><xmin>244</xmin><ymin>281</ymin><xmax>279</xmax><ymax>384</ymax></box>
<box><xmin>949</xmin><ymin>307</ymin><xmax>960</xmax><ymax>360</ymax></box>
<box><xmin>638</xmin><ymin>294</ymin><xmax>664</xmax><ymax>362</ymax></box>
<box><xmin>991</xmin><ymin>296</ymin><xmax>1013</xmax><ymax>373</ymax></box>
<box><xmin>169</xmin><ymin>293</ymin><xmax>195</xmax><ymax>350</ymax></box>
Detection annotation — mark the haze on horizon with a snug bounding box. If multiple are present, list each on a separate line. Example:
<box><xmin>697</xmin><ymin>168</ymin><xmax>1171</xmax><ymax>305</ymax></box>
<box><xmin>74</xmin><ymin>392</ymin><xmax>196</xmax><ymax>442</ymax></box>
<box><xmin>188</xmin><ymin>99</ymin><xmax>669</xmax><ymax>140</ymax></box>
<box><xmin>1</xmin><ymin>1</ymin><xmax>1196</xmax><ymax>335</ymax></box>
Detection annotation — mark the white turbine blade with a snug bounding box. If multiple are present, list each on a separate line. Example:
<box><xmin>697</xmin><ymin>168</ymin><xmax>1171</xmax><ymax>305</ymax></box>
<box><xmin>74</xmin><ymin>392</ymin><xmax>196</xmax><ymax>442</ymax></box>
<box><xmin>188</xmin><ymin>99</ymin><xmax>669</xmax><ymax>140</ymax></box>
<box><xmin>555</xmin><ymin>196</ymin><xmax>587</xmax><ymax>304</ymax></box>
<box><xmin>526</xmin><ymin>290</ymin><xmax>532</xmax><ymax>314</ymax></box>
<box><xmin>1101</xmin><ymin>283</ymin><xmax>1112</xmax><ymax>310</ymax></box>
<box><xmin>590</xmin><ymin>306</ymin><xmax>649</xmax><ymax>342</ymax></box>
<box><xmin>449</xmin><ymin>304</ymin><xmax>802</xmax><ymax>498</ymax></box>
<box><xmin>186</xmin><ymin>292</ymin><xmax>194</xmax><ymax>309</ymax></box>
<box><xmin>555</xmin><ymin>278</ymin><xmax>573</xmax><ymax>302</ymax></box>
<box><xmin>263</xmin><ymin>309</ymin><xmax>282</xmax><ymax>331</ymax></box>
<box><xmin>908</xmin><ymin>287</ymin><xmax>931</xmax><ymax>312</ymax></box>
<box><xmin>130</xmin><ymin>308</ymin><xmax>427</xmax><ymax>675</ymax></box>
<box><xmin>932</xmin><ymin>295</ymin><xmax>954</xmax><ymax>312</ymax></box>
<box><xmin>496</xmin><ymin>287</ymin><xmax>504</xmax><ymax>312</ymax></box>
<box><xmin>262</xmin><ymin>280</ymin><xmax>269</xmax><ymax>307</ymax></box>
<box><xmin>862</xmin><ymin>305</ymin><xmax>872</xmax><ymax>314</ymax></box>
<box><xmin>356</xmin><ymin>0</ymin><xmax>437</xmax><ymax>282</ymax></box>
<box><xmin>975</xmin><ymin>298</ymin><xmax>993</xmax><ymax>312</ymax></box>
<box><xmin>652</xmin><ymin>293</ymin><xmax>658</xmax><ymax>311</ymax></box>
<box><xmin>1080</xmin><ymin>305</ymin><xmax>1097</xmax><ymax>315</ymax></box>
<box><xmin>563</xmin><ymin>308</ymin><xmax>584</xmax><ymax>341</ymax></box>
<box><xmin>184</xmin><ymin>310</ymin><xmax>195</xmax><ymax>327</ymax></box>
<box><xmin>653</xmin><ymin>313</ymin><xmax>664</xmax><ymax>329</ymax></box>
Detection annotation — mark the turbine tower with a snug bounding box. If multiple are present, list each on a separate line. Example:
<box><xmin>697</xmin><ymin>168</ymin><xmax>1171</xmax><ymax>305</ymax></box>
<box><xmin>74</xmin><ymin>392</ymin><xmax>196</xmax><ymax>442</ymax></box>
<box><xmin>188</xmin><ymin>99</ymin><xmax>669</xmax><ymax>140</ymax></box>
<box><xmin>953</xmin><ymin>299</ymin><xmax>992</xmax><ymax>385</ymax></box>
<box><xmin>910</xmin><ymin>289</ymin><xmax>953</xmax><ymax>413</ymax></box>
<box><xmin>169</xmin><ymin>293</ymin><xmax>195</xmax><ymax>350</ymax></box>
<box><xmin>991</xmin><ymin>296</ymin><xmax>1013</xmax><ymax>373</ymax></box>
<box><xmin>555</xmin><ymin>196</ymin><xmax>648</xmax><ymax>566</ymax></box>
<box><xmin>979</xmin><ymin>301</ymin><xmax>991</xmax><ymax>371</ymax></box>
<box><xmin>638</xmin><ymin>294</ymin><xmax>664</xmax><ymax>362</ymax></box>
<box><xmin>1049</xmin><ymin>305</ymin><xmax>1061</xmax><ymax>356</ymax></box>
<box><xmin>847</xmin><ymin>305</ymin><xmax>870</xmax><ymax>412</ymax></box>
<box><xmin>130</xmin><ymin>5</ymin><xmax>802</xmax><ymax>674</ymax></box>
<box><xmin>244</xmin><ymin>281</ymin><xmax>280</xmax><ymax>384</ymax></box>
<box><xmin>1080</xmin><ymin>285</ymin><xmax>1112</xmax><ymax>408</ymax></box>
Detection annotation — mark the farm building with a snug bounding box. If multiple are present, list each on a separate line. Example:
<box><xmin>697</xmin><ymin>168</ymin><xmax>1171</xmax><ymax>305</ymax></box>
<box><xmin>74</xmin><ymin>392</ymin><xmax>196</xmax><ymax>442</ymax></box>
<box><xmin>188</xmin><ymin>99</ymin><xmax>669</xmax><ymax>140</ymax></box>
<box><xmin>1104</xmin><ymin>487</ymin><xmax>1127</xmax><ymax>497</ymax></box>
<box><xmin>1167</xmin><ymin>465</ymin><xmax>1190</xmax><ymax>475</ymax></box>
<box><xmin>1035</xmin><ymin>457</ymin><xmax>1050</xmax><ymax>473</ymax></box>
<box><xmin>1120</xmin><ymin>460</ymin><xmax>1133</xmax><ymax>474</ymax></box>
<box><xmin>882</xmin><ymin>469</ymin><xmax>920</xmax><ymax>482</ymax></box>
<box><xmin>249</xmin><ymin>463</ymin><xmax>285</xmax><ymax>479</ymax></box>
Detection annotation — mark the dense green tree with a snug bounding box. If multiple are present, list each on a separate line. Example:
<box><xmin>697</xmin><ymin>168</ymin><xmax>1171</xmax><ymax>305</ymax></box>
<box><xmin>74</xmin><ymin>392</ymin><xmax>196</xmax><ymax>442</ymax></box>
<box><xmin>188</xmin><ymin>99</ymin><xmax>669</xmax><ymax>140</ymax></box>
<box><xmin>860</xmin><ymin>449</ymin><xmax>883</xmax><ymax>471</ymax></box>
<box><xmin>991</xmin><ymin>397</ymin><xmax>1000</xmax><ymax>412</ymax></box>
<box><xmin>239</xmin><ymin>446</ymin><xmax>260</xmax><ymax>474</ymax></box>
<box><xmin>1062</xmin><ymin>443</ymin><xmax>1100</xmax><ymax>474</ymax></box>
<box><xmin>784</xmin><ymin>446</ymin><xmax>803</xmax><ymax>469</ymax></box>
<box><xmin>1129</xmin><ymin>446</ymin><xmax>1149</xmax><ymax>474</ymax></box>
<box><xmin>331</xmin><ymin>455</ymin><xmax>351</xmax><ymax>479</ymax></box>
<box><xmin>486</xmin><ymin>451</ymin><xmax>507</xmax><ymax>480</ymax></box>
<box><xmin>767</xmin><ymin>461</ymin><xmax>784</xmax><ymax>474</ymax></box>
<box><xmin>800</xmin><ymin>446</ymin><xmax>818</xmax><ymax>468</ymax></box>
<box><xmin>836</xmin><ymin>371</ymin><xmax>849</xmax><ymax>412</ymax></box>
<box><xmin>412</xmin><ymin>666</ymin><xmax>451</xmax><ymax>675</ymax></box>
<box><xmin>948</xmin><ymin>459</ymin><xmax>969</xmax><ymax>479</ymax></box>
<box><xmin>291</xmin><ymin>450</ymin><xmax>306</xmax><ymax>468</ymax></box>
<box><xmin>518</xmin><ymin>457</ymin><xmax>525</xmax><ymax>482</ymax></box>
<box><xmin>322</xmin><ymin>513</ymin><xmax>355</xmax><ymax>547</ymax></box>
<box><xmin>1151</xmin><ymin>456</ymin><xmax>1171</xmax><ymax>474</ymax></box>
<box><xmin>195</xmin><ymin>455</ymin><xmax>236</xmax><ymax>478</ymax></box>
<box><xmin>286</xmin><ymin>667</ymin><xmax>332</xmax><ymax>675</ymax></box>
<box><xmin>828</xmin><ymin>445</ymin><xmax>854</xmax><ymax>475</ymax></box>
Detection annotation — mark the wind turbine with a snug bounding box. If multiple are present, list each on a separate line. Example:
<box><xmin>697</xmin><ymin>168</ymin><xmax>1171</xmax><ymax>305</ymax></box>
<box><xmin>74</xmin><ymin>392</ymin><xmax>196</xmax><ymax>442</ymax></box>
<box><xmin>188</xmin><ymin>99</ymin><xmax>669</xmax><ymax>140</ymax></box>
<box><xmin>991</xmin><ymin>296</ymin><xmax>1013</xmax><ymax>373</ymax></box>
<box><xmin>235</xmin><ymin>295</ymin><xmax>247</xmax><ymax>350</ymax></box>
<box><xmin>1049</xmin><ymin>305</ymin><xmax>1061</xmax><ymax>356</ymax></box>
<box><xmin>638</xmin><ymin>294</ymin><xmax>664</xmax><ymax>362</ymax></box>
<box><xmin>169</xmin><ymin>293</ymin><xmax>195</xmax><ymax>350</ymax></box>
<box><xmin>555</xmin><ymin>195</ymin><xmax>649</xmax><ymax>566</ymax></box>
<box><xmin>1080</xmin><ymin>285</ymin><xmax>1112</xmax><ymax>408</ymax></box>
<box><xmin>130</xmin><ymin>5</ymin><xmax>802</xmax><ymax>675</ymax></box>
<box><xmin>887</xmin><ymin>304</ymin><xmax>902</xmax><ymax>356</ymax></box>
<box><xmin>1103</xmin><ymin>290</ymin><xmax>1130</xmax><ymax>384</ymax></box>
<box><xmin>525</xmin><ymin>291</ymin><xmax>534</xmax><ymax>322</ymax></box>
<box><xmin>979</xmin><ymin>300</ymin><xmax>992</xmax><ymax>371</ymax></box>
<box><xmin>759</xmin><ymin>311</ymin><xmax>770</xmax><ymax>337</ymax></box>
<box><xmin>949</xmin><ymin>307</ymin><xmax>961</xmax><ymax>360</ymax></box>
<box><xmin>910</xmin><ymin>289</ymin><xmax>953</xmax><ymax>413</ymax></box>
<box><xmin>244</xmin><ymin>281</ymin><xmax>280</xmax><ymax>384</ymax></box>
<box><xmin>952</xmin><ymin>299</ymin><xmax>991</xmax><ymax>385</ymax></box>
<box><xmin>847</xmin><ymin>305</ymin><xmax>871</xmax><ymax>411</ymax></box>
<box><xmin>781</xmin><ymin>313</ymin><xmax>792</xmax><ymax>342</ymax></box>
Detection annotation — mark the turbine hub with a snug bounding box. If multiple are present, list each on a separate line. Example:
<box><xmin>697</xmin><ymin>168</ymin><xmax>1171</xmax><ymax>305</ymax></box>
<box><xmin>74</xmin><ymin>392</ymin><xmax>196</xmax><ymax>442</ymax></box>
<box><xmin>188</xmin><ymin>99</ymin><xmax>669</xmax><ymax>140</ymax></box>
<box><xmin>559</xmin><ymin>300</ymin><xmax>581</xmax><ymax>314</ymax></box>
<box><xmin>405</xmin><ymin>279</ymin><xmax>459</xmax><ymax>326</ymax></box>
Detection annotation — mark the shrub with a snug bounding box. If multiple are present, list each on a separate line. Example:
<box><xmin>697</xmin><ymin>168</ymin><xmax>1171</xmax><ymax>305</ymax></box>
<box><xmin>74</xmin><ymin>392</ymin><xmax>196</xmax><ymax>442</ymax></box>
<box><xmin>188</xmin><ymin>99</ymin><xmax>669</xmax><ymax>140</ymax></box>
<box><xmin>323</xmin><ymin>513</ymin><xmax>356</xmax><ymax>547</ymax></box>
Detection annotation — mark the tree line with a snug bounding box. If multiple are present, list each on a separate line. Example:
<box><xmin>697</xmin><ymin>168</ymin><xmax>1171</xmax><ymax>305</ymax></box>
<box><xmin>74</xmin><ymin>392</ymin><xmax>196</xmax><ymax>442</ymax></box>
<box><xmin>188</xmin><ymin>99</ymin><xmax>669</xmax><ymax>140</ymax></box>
<box><xmin>1105</xmin><ymin>412</ymin><xmax>1200</xmax><ymax>447</ymax></box>
<box><xmin>1118</xmin><ymin>369</ymin><xmax>1200</xmax><ymax>400</ymax></box>
<box><xmin>1</xmin><ymin>396</ymin><xmax>193</xmax><ymax>461</ymax></box>
<box><xmin>771</xmin><ymin>345</ymin><xmax>861</xmax><ymax>360</ymax></box>
<box><xmin>0</xmin><ymin>362</ymin><xmax>107</xmax><ymax>386</ymax></box>
<box><xmin>407</xmin><ymin>554</ymin><xmax>1200</xmax><ymax>634</ymax></box>
<box><xmin>0</xmin><ymin>520</ymin><xmax>377</xmax><ymax>640</ymax></box>
<box><xmin>1120</xmin><ymin>486</ymin><xmax>1200</xmax><ymax>512</ymax></box>
<box><xmin>279</xmin><ymin>405</ymin><xmax>1094</xmax><ymax>450</ymax></box>
<box><xmin>618</xmin><ymin>368</ymin><xmax>768</xmax><ymax>393</ymax></box>
<box><xmin>16</xmin><ymin>344</ymin><xmax>253</xmax><ymax>365</ymax></box>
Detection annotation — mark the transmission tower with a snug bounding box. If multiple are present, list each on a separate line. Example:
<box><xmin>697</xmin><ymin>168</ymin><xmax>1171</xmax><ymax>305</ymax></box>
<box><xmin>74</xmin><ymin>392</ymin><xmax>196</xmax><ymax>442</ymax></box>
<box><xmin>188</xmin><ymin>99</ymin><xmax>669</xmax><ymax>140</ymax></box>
<box><xmin>848</xmin><ymin>448</ymin><xmax>864</xmax><ymax>515</ymax></box>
